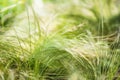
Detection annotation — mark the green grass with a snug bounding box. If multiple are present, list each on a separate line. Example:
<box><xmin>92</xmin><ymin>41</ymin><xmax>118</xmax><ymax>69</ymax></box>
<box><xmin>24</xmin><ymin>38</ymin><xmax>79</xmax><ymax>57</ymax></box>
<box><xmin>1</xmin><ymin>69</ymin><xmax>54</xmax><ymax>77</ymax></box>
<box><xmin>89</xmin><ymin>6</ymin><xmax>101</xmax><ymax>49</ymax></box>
<box><xmin>0</xmin><ymin>0</ymin><xmax>120</xmax><ymax>80</ymax></box>
<box><xmin>0</xmin><ymin>0</ymin><xmax>32</xmax><ymax>28</ymax></box>
<box><xmin>44</xmin><ymin>0</ymin><xmax>120</xmax><ymax>36</ymax></box>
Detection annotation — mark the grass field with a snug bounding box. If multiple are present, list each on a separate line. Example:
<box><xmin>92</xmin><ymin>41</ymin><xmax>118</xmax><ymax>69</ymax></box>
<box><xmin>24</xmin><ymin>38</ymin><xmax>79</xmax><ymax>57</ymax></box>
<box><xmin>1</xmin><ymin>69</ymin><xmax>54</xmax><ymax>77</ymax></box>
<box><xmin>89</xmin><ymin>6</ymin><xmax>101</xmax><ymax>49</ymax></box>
<box><xmin>0</xmin><ymin>0</ymin><xmax>120</xmax><ymax>80</ymax></box>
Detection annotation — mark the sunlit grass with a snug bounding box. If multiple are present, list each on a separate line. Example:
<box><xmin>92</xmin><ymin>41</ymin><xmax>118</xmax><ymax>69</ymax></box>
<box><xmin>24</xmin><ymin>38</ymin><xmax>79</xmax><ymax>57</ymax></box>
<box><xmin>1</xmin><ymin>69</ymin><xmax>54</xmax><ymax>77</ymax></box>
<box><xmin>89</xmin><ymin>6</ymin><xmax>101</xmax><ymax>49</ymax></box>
<box><xmin>0</xmin><ymin>0</ymin><xmax>120</xmax><ymax>80</ymax></box>
<box><xmin>43</xmin><ymin>0</ymin><xmax>120</xmax><ymax>36</ymax></box>
<box><xmin>0</xmin><ymin>0</ymin><xmax>32</xmax><ymax>27</ymax></box>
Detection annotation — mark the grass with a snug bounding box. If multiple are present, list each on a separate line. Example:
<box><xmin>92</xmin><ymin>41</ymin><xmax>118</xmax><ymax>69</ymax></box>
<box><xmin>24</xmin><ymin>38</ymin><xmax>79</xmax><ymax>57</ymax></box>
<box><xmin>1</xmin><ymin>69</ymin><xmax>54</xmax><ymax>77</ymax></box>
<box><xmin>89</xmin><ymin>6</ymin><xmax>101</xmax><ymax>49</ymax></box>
<box><xmin>0</xmin><ymin>0</ymin><xmax>120</xmax><ymax>80</ymax></box>
<box><xmin>0</xmin><ymin>0</ymin><xmax>23</xmax><ymax>26</ymax></box>
<box><xmin>0</xmin><ymin>0</ymin><xmax>32</xmax><ymax>30</ymax></box>
<box><xmin>44</xmin><ymin>0</ymin><xmax>120</xmax><ymax>36</ymax></box>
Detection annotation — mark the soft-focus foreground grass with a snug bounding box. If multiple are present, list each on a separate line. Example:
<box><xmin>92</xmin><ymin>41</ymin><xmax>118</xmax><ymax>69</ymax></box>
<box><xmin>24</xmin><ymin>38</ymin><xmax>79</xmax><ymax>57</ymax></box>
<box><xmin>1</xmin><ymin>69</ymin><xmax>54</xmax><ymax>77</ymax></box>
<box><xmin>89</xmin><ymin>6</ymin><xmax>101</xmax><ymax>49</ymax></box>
<box><xmin>0</xmin><ymin>0</ymin><xmax>25</xmax><ymax>26</ymax></box>
<box><xmin>0</xmin><ymin>0</ymin><xmax>31</xmax><ymax>34</ymax></box>
<box><xmin>0</xmin><ymin>0</ymin><xmax>120</xmax><ymax>80</ymax></box>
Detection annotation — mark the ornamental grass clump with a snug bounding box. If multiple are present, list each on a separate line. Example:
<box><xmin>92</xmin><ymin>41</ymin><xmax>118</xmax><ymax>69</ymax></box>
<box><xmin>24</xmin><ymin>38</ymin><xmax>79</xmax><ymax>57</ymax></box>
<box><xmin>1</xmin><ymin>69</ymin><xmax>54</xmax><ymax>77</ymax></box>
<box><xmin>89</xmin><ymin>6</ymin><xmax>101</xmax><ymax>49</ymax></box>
<box><xmin>0</xmin><ymin>0</ymin><xmax>120</xmax><ymax>80</ymax></box>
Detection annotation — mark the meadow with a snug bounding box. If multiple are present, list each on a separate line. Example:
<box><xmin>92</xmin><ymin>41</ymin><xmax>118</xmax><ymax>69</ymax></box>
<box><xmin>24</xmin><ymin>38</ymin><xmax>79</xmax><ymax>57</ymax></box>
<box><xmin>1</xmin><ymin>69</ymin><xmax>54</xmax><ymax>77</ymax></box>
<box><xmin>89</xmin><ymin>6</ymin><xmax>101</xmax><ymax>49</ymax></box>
<box><xmin>0</xmin><ymin>0</ymin><xmax>120</xmax><ymax>80</ymax></box>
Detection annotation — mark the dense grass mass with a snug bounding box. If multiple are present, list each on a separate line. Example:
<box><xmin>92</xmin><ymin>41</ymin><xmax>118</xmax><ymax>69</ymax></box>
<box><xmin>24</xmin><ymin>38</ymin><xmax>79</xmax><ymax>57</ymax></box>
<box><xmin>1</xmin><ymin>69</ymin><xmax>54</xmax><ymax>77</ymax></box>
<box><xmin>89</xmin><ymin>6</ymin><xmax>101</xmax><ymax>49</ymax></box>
<box><xmin>0</xmin><ymin>0</ymin><xmax>120</xmax><ymax>80</ymax></box>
